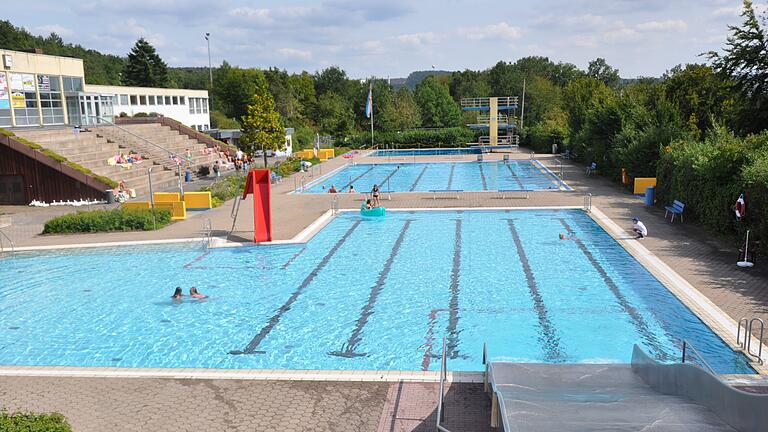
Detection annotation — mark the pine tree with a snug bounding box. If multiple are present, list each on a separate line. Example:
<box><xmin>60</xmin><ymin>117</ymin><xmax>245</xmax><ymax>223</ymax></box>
<box><xmin>122</xmin><ymin>38</ymin><xmax>169</xmax><ymax>87</ymax></box>
<box><xmin>240</xmin><ymin>91</ymin><xmax>284</xmax><ymax>167</ymax></box>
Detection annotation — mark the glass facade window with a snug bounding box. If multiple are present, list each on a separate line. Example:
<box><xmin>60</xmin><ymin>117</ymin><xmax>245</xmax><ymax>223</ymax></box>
<box><xmin>165</xmin><ymin>96</ymin><xmax>171</xmax><ymax>105</ymax></box>
<box><xmin>119</xmin><ymin>95</ymin><xmax>129</xmax><ymax>105</ymax></box>
<box><xmin>148</xmin><ymin>95</ymin><xmax>155</xmax><ymax>105</ymax></box>
<box><xmin>189</xmin><ymin>97</ymin><xmax>196</xmax><ymax>114</ymax></box>
<box><xmin>130</xmin><ymin>95</ymin><xmax>138</xmax><ymax>105</ymax></box>
<box><xmin>39</xmin><ymin>74</ymin><xmax>64</xmax><ymax>124</ymax></box>
<box><xmin>63</xmin><ymin>76</ymin><xmax>83</xmax><ymax>92</ymax></box>
<box><xmin>172</xmin><ymin>96</ymin><xmax>179</xmax><ymax>105</ymax></box>
<box><xmin>10</xmin><ymin>73</ymin><xmax>39</xmax><ymax>126</ymax></box>
<box><xmin>0</xmin><ymin>72</ymin><xmax>11</xmax><ymax>127</ymax></box>
<box><xmin>202</xmin><ymin>98</ymin><xmax>208</xmax><ymax>114</ymax></box>
<box><xmin>156</xmin><ymin>95</ymin><xmax>164</xmax><ymax>105</ymax></box>
<box><xmin>139</xmin><ymin>95</ymin><xmax>146</xmax><ymax>105</ymax></box>
<box><xmin>179</xmin><ymin>96</ymin><xmax>185</xmax><ymax>105</ymax></box>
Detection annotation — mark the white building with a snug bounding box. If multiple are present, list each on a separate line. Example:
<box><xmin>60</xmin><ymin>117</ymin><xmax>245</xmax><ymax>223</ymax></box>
<box><xmin>0</xmin><ymin>49</ymin><xmax>211</xmax><ymax>130</ymax></box>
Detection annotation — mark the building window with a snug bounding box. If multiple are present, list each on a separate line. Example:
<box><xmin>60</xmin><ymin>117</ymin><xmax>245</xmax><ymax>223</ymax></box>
<box><xmin>203</xmin><ymin>124</ymin><xmax>209</xmax><ymax>130</ymax></box>
<box><xmin>130</xmin><ymin>95</ymin><xmax>138</xmax><ymax>105</ymax></box>
<box><xmin>172</xmin><ymin>96</ymin><xmax>179</xmax><ymax>105</ymax></box>
<box><xmin>189</xmin><ymin>97</ymin><xmax>195</xmax><ymax>114</ymax></box>
<box><xmin>10</xmin><ymin>73</ymin><xmax>39</xmax><ymax>126</ymax></box>
<box><xmin>156</xmin><ymin>95</ymin><xmax>164</xmax><ymax>105</ymax></box>
<box><xmin>139</xmin><ymin>95</ymin><xmax>146</xmax><ymax>105</ymax></box>
<box><xmin>147</xmin><ymin>95</ymin><xmax>155</xmax><ymax>105</ymax></box>
<box><xmin>62</xmin><ymin>76</ymin><xmax>83</xmax><ymax>92</ymax></box>
<box><xmin>202</xmin><ymin>98</ymin><xmax>208</xmax><ymax>114</ymax></box>
<box><xmin>119</xmin><ymin>94</ymin><xmax>129</xmax><ymax>105</ymax></box>
<box><xmin>165</xmin><ymin>95</ymin><xmax>171</xmax><ymax>105</ymax></box>
<box><xmin>179</xmin><ymin>96</ymin><xmax>185</xmax><ymax>105</ymax></box>
<box><xmin>0</xmin><ymin>72</ymin><xmax>11</xmax><ymax>127</ymax></box>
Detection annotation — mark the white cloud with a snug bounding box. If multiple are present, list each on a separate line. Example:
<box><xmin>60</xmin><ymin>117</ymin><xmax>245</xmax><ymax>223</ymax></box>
<box><xmin>457</xmin><ymin>22</ymin><xmax>521</xmax><ymax>41</ymax></box>
<box><xmin>636</xmin><ymin>20</ymin><xmax>687</xmax><ymax>32</ymax></box>
<box><xmin>277</xmin><ymin>48</ymin><xmax>312</xmax><ymax>61</ymax></box>
<box><xmin>603</xmin><ymin>26</ymin><xmax>641</xmax><ymax>43</ymax></box>
<box><xmin>34</xmin><ymin>25</ymin><xmax>74</xmax><ymax>37</ymax></box>
<box><xmin>713</xmin><ymin>6</ymin><xmax>741</xmax><ymax>16</ymax></box>
<box><xmin>393</xmin><ymin>32</ymin><xmax>438</xmax><ymax>46</ymax></box>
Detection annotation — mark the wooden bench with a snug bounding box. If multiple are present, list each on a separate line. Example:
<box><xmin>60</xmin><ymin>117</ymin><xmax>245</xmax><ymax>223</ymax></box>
<box><xmin>664</xmin><ymin>200</ymin><xmax>685</xmax><ymax>223</ymax></box>
<box><xmin>498</xmin><ymin>189</ymin><xmax>530</xmax><ymax>199</ymax></box>
<box><xmin>430</xmin><ymin>189</ymin><xmax>463</xmax><ymax>200</ymax></box>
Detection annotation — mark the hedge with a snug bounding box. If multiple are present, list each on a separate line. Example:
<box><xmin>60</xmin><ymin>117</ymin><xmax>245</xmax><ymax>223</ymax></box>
<box><xmin>43</xmin><ymin>208</ymin><xmax>172</xmax><ymax>234</ymax></box>
<box><xmin>341</xmin><ymin>128</ymin><xmax>476</xmax><ymax>149</ymax></box>
<box><xmin>0</xmin><ymin>410</ymin><xmax>71</xmax><ymax>432</ymax></box>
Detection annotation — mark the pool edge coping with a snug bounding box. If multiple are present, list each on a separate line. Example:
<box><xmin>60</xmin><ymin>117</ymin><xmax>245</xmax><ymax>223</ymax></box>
<box><xmin>587</xmin><ymin>206</ymin><xmax>768</xmax><ymax>374</ymax></box>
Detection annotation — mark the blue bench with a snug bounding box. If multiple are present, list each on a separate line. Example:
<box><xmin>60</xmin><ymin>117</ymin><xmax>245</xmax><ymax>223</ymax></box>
<box><xmin>498</xmin><ymin>189</ymin><xmax>530</xmax><ymax>199</ymax></box>
<box><xmin>664</xmin><ymin>200</ymin><xmax>685</xmax><ymax>223</ymax></box>
<box><xmin>430</xmin><ymin>189</ymin><xmax>463</xmax><ymax>199</ymax></box>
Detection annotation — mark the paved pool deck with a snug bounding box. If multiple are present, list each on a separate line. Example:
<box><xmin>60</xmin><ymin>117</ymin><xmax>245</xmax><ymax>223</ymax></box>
<box><xmin>1</xmin><ymin>149</ymin><xmax>767</xmax><ymax>431</ymax></box>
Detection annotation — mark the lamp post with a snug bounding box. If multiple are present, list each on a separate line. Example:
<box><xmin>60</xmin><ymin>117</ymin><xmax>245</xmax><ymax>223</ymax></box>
<box><xmin>205</xmin><ymin>33</ymin><xmax>213</xmax><ymax>89</ymax></box>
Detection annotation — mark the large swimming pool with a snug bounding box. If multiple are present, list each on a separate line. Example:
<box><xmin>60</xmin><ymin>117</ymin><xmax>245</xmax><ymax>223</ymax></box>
<box><xmin>301</xmin><ymin>161</ymin><xmax>567</xmax><ymax>194</ymax></box>
<box><xmin>370</xmin><ymin>148</ymin><xmax>482</xmax><ymax>157</ymax></box>
<box><xmin>0</xmin><ymin>210</ymin><xmax>753</xmax><ymax>373</ymax></box>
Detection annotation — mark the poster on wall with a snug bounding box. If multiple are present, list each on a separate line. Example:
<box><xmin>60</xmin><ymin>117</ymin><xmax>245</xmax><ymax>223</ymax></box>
<box><xmin>11</xmin><ymin>92</ymin><xmax>25</xmax><ymax>108</ymax></box>
<box><xmin>10</xmin><ymin>73</ymin><xmax>23</xmax><ymax>91</ymax></box>
<box><xmin>22</xmin><ymin>74</ymin><xmax>35</xmax><ymax>91</ymax></box>
<box><xmin>0</xmin><ymin>74</ymin><xmax>9</xmax><ymax>109</ymax></box>
<box><xmin>38</xmin><ymin>75</ymin><xmax>50</xmax><ymax>92</ymax></box>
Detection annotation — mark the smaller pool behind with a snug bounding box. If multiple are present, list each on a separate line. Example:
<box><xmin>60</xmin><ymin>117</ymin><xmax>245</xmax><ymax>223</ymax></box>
<box><xmin>301</xmin><ymin>161</ymin><xmax>566</xmax><ymax>193</ymax></box>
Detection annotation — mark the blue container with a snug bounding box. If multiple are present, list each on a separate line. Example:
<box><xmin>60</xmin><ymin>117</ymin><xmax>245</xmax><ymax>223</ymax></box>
<box><xmin>185</xmin><ymin>170</ymin><xmax>192</xmax><ymax>183</ymax></box>
<box><xmin>644</xmin><ymin>186</ymin><xmax>654</xmax><ymax>206</ymax></box>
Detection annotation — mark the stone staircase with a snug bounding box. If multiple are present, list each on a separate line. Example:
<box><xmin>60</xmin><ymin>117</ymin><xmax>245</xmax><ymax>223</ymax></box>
<box><xmin>13</xmin><ymin>124</ymin><xmax>217</xmax><ymax>197</ymax></box>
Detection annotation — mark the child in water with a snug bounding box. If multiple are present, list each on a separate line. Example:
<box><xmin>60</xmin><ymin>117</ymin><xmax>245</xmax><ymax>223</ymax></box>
<box><xmin>189</xmin><ymin>287</ymin><xmax>208</xmax><ymax>299</ymax></box>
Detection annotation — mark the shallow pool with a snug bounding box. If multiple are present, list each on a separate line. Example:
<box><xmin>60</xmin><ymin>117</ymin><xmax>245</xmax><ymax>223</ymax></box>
<box><xmin>0</xmin><ymin>210</ymin><xmax>753</xmax><ymax>373</ymax></box>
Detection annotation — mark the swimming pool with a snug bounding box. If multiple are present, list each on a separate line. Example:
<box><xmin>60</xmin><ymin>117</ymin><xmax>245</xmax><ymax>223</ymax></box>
<box><xmin>301</xmin><ymin>161</ymin><xmax>567</xmax><ymax>194</ymax></box>
<box><xmin>0</xmin><ymin>210</ymin><xmax>753</xmax><ymax>373</ymax></box>
<box><xmin>370</xmin><ymin>148</ymin><xmax>482</xmax><ymax>157</ymax></box>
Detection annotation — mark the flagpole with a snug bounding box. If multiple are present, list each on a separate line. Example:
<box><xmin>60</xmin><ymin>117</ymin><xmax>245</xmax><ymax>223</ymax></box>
<box><xmin>370</xmin><ymin>86</ymin><xmax>374</xmax><ymax>148</ymax></box>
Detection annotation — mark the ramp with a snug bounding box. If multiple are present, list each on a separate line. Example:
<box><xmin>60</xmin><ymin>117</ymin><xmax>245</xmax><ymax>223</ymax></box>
<box><xmin>487</xmin><ymin>362</ymin><xmax>736</xmax><ymax>431</ymax></box>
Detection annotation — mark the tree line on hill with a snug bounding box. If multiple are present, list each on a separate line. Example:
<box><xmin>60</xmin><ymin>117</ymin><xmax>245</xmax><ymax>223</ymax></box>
<box><xmin>1</xmin><ymin>0</ymin><xmax>766</xmax><ymax>241</ymax></box>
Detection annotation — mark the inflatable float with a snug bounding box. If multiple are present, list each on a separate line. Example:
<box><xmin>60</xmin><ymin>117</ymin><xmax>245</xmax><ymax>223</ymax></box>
<box><xmin>360</xmin><ymin>203</ymin><xmax>386</xmax><ymax>217</ymax></box>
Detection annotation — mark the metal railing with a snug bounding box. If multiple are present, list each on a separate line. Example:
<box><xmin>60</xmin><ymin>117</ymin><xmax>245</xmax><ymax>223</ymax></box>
<box><xmin>737</xmin><ymin>317</ymin><xmax>765</xmax><ymax>364</ymax></box>
<box><xmin>330</xmin><ymin>195</ymin><xmax>340</xmax><ymax>215</ymax></box>
<box><xmin>460</xmin><ymin>96</ymin><xmax>519</xmax><ymax>109</ymax></box>
<box><xmin>202</xmin><ymin>218</ymin><xmax>212</xmax><ymax>249</ymax></box>
<box><xmin>681</xmin><ymin>340</ymin><xmax>717</xmax><ymax>376</ymax></box>
<box><xmin>436</xmin><ymin>337</ymin><xmax>452</xmax><ymax>432</ymax></box>
<box><xmin>91</xmin><ymin>116</ymin><xmax>179</xmax><ymax>162</ymax></box>
<box><xmin>0</xmin><ymin>229</ymin><xmax>14</xmax><ymax>256</ymax></box>
<box><xmin>583</xmin><ymin>193</ymin><xmax>592</xmax><ymax>212</ymax></box>
<box><xmin>229</xmin><ymin>195</ymin><xmax>242</xmax><ymax>236</ymax></box>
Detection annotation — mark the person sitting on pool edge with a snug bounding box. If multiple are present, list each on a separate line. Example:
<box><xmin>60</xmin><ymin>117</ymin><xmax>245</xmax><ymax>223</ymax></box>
<box><xmin>632</xmin><ymin>217</ymin><xmax>648</xmax><ymax>239</ymax></box>
<box><xmin>171</xmin><ymin>287</ymin><xmax>183</xmax><ymax>301</ymax></box>
<box><xmin>329</xmin><ymin>184</ymin><xmax>338</xmax><ymax>193</ymax></box>
<box><xmin>189</xmin><ymin>287</ymin><xmax>208</xmax><ymax>299</ymax></box>
<box><xmin>348</xmin><ymin>185</ymin><xmax>356</xmax><ymax>193</ymax></box>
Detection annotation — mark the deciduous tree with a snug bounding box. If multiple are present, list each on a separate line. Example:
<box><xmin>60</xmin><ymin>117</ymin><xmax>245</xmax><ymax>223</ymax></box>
<box><xmin>240</xmin><ymin>91</ymin><xmax>284</xmax><ymax>167</ymax></box>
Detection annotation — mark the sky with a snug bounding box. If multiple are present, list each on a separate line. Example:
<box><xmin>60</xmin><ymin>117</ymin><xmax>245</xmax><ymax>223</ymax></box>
<box><xmin>5</xmin><ymin>0</ymin><xmax>765</xmax><ymax>79</ymax></box>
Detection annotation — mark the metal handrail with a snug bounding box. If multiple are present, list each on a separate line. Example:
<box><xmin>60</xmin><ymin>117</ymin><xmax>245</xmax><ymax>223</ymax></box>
<box><xmin>229</xmin><ymin>195</ymin><xmax>242</xmax><ymax>236</ymax></box>
<box><xmin>738</xmin><ymin>317</ymin><xmax>765</xmax><ymax>364</ymax></box>
<box><xmin>202</xmin><ymin>218</ymin><xmax>212</xmax><ymax>249</ymax></box>
<box><xmin>90</xmin><ymin>116</ymin><xmax>179</xmax><ymax>160</ymax></box>
<box><xmin>681</xmin><ymin>340</ymin><xmax>717</xmax><ymax>376</ymax></box>
<box><xmin>583</xmin><ymin>193</ymin><xmax>592</xmax><ymax>212</ymax></box>
<box><xmin>436</xmin><ymin>337</ymin><xmax>452</xmax><ymax>432</ymax></box>
<box><xmin>0</xmin><ymin>229</ymin><xmax>14</xmax><ymax>256</ymax></box>
<box><xmin>330</xmin><ymin>195</ymin><xmax>339</xmax><ymax>215</ymax></box>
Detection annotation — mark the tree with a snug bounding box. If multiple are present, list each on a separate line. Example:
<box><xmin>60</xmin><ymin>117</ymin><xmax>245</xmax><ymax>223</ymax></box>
<box><xmin>707</xmin><ymin>0</ymin><xmax>768</xmax><ymax>133</ymax></box>
<box><xmin>587</xmin><ymin>58</ymin><xmax>620</xmax><ymax>87</ymax></box>
<box><xmin>449</xmin><ymin>69</ymin><xmax>490</xmax><ymax>102</ymax></box>
<box><xmin>380</xmin><ymin>87</ymin><xmax>422</xmax><ymax>131</ymax></box>
<box><xmin>213</xmin><ymin>62</ymin><xmax>268</xmax><ymax>120</ymax></box>
<box><xmin>663</xmin><ymin>64</ymin><xmax>735</xmax><ymax>135</ymax></box>
<box><xmin>314</xmin><ymin>93</ymin><xmax>354</xmax><ymax>137</ymax></box>
<box><xmin>122</xmin><ymin>38</ymin><xmax>168</xmax><ymax>87</ymax></box>
<box><xmin>315</xmin><ymin>66</ymin><xmax>351</xmax><ymax>99</ymax></box>
<box><xmin>414</xmin><ymin>76</ymin><xmax>461</xmax><ymax>127</ymax></box>
<box><xmin>563</xmin><ymin>77</ymin><xmax>614</xmax><ymax>135</ymax></box>
<box><xmin>240</xmin><ymin>90</ymin><xmax>284</xmax><ymax>167</ymax></box>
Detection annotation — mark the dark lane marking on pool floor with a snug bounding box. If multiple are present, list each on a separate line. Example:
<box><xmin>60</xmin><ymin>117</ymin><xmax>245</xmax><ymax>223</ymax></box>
<box><xmin>447</xmin><ymin>164</ymin><xmax>456</xmax><ymax>190</ymax></box>
<box><xmin>505</xmin><ymin>163</ymin><xmax>525</xmax><ymax>190</ymax></box>
<box><xmin>506</xmin><ymin>219</ymin><xmax>564</xmax><ymax>362</ymax></box>
<box><xmin>340</xmin><ymin>166</ymin><xmax>376</xmax><ymax>190</ymax></box>
<box><xmin>409</xmin><ymin>166</ymin><xmax>428</xmax><ymax>191</ymax></box>
<box><xmin>478</xmin><ymin>163</ymin><xmax>488</xmax><ymax>190</ymax></box>
<box><xmin>421</xmin><ymin>308</ymin><xmax>449</xmax><ymax>371</ymax></box>
<box><xmin>183</xmin><ymin>251</ymin><xmax>210</xmax><ymax>269</ymax></box>
<box><xmin>446</xmin><ymin>218</ymin><xmax>462</xmax><ymax>359</ymax></box>
<box><xmin>280</xmin><ymin>247</ymin><xmax>307</xmax><ymax>269</ymax></box>
<box><xmin>229</xmin><ymin>220</ymin><xmax>362</xmax><ymax>355</ymax></box>
<box><xmin>558</xmin><ymin>218</ymin><xmax>670</xmax><ymax>360</ymax></box>
<box><xmin>378</xmin><ymin>167</ymin><xmax>400</xmax><ymax>190</ymax></box>
<box><xmin>329</xmin><ymin>220</ymin><xmax>413</xmax><ymax>358</ymax></box>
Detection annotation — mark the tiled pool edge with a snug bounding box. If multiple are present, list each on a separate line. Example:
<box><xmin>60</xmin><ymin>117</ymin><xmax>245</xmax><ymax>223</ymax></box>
<box><xmin>587</xmin><ymin>206</ymin><xmax>768</xmax><ymax>374</ymax></box>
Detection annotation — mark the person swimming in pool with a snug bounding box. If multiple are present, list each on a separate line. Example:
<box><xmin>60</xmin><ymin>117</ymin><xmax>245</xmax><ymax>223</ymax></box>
<box><xmin>171</xmin><ymin>287</ymin><xmax>183</xmax><ymax>301</ymax></box>
<box><xmin>189</xmin><ymin>287</ymin><xmax>208</xmax><ymax>299</ymax></box>
<box><xmin>559</xmin><ymin>233</ymin><xmax>577</xmax><ymax>240</ymax></box>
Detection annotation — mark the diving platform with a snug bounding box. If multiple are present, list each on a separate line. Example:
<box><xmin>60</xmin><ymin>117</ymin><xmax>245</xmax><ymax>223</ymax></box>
<box><xmin>467</xmin><ymin>114</ymin><xmax>517</xmax><ymax>129</ymax></box>
<box><xmin>460</xmin><ymin>96</ymin><xmax>518</xmax><ymax>111</ymax></box>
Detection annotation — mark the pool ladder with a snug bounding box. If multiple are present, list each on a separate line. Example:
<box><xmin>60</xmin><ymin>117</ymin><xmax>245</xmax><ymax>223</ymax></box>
<box><xmin>330</xmin><ymin>195</ymin><xmax>340</xmax><ymax>215</ymax></box>
<box><xmin>583</xmin><ymin>193</ymin><xmax>592</xmax><ymax>212</ymax></box>
<box><xmin>201</xmin><ymin>218</ymin><xmax>212</xmax><ymax>249</ymax></box>
<box><xmin>737</xmin><ymin>317</ymin><xmax>765</xmax><ymax>364</ymax></box>
<box><xmin>0</xmin><ymin>228</ymin><xmax>13</xmax><ymax>257</ymax></box>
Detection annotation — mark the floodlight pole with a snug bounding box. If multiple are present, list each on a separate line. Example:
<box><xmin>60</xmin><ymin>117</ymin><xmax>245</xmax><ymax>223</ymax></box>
<box><xmin>520</xmin><ymin>78</ymin><xmax>526</xmax><ymax>131</ymax></box>
<box><xmin>205</xmin><ymin>33</ymin><xmax>213</xmax><ymax>89</ymax></box>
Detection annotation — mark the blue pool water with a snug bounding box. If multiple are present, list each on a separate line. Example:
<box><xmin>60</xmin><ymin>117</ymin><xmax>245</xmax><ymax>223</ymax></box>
<box><xmin>302</xmin><ymin>161</ymin><xmax>565</xmax><ymax>194</ymax></box>
<box><xmin>0</xmin><ymin>210</ymin><xmax>753</xmax><ymax>373</ymax></box>
<box><xmin>370</xmin><ymin>148</ymin><xmax>482</xmax><ymax>157</ymax></box>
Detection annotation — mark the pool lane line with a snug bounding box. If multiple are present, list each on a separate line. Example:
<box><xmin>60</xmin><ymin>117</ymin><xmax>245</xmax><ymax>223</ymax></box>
<box><xmin>506</xmin><ymin>219</ymin><xmax>564</xmax><ymax>362</ymax></box>
<box><xmin>421</xmin><ymin>308</ymin><xmax>449</xmax><ymax>371</ymax></box>
<box><xmin>558</xmin><ymin>218</ymin><xmax>670</xmax><ymax>360</ymax></box>
<box><xmin>408</xmin><ymin>166</ymin><xmax>428</xmax><ymax>191</ymax></box>
<box><xmin>340</xmin><ymin>166</ymin><xmax>376</xmax><ymax>190</ymax></box>
<box><xmin>378</xmin><ymin>167</ymin><xmax>400</xmax><ymax>190</ymax></box>
<box><xmin>229</xmin><ymin>220</ymin><xmax>362</xmax><ymax>355</ymax></box>
<box><xmin>446</xmin><ymin>218</ymin><xmax>462</xmax><ymax>359</ymax></box>
<box><xmin>183</xmin><ymin>251</ymin><xmax>210</xmax><ymax>269</ymax></box>
<box><xmin>478</xmin><ymin>163</ymin><xmax>488</xmax><ymax>190</ymax></box>
<box><xmin>280</xmin><ymin>247</ymin><xmax>307</xmax><ymax>269</ymax></box>
<box><xmin>329</xmin><ymin>220</ymin><xmax>413</xmax><ymax>358</ymax></box>
<box><xmin>447</xmin><ymin>164</ymin><xmax>456</xmax><ymax>190</ymax></box>
<box><xmin>504</xmin><ymin>163</ymin><xmax>525</xmax><ymax>190</ymax></box>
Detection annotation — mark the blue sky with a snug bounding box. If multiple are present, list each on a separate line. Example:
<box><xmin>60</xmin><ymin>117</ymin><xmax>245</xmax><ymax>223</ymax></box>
<box><xmin>6</xmin><ymin>0</ymin><xmax>763</xmax><ymax>78</ymax></box>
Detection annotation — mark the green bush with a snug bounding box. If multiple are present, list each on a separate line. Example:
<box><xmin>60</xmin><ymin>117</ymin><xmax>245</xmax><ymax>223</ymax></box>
<box><xmin>0</xmin><ymin>410</ymin><xmax>71</xmax><ymax>432</ymax></box>
<box><xmin>342</xmin><ymin>128</ymin><xmax>476</xmax><ymax>149</ymax></box>
<box><xmin>201</xmin><ymin>174</ymin><xmax>246</xmax><ymax>204</ymax></box>
<box><xmin>43</xmin><ymin>208</ymin><xmax>172</xmax><ymax>234</ymax></box>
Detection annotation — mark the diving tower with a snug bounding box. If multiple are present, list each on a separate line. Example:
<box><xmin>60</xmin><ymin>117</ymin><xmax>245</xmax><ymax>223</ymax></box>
<box><xmin>461</xmin><ymin>97</ymin><xmax>519</xmax><ymax>147</ymax></box>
